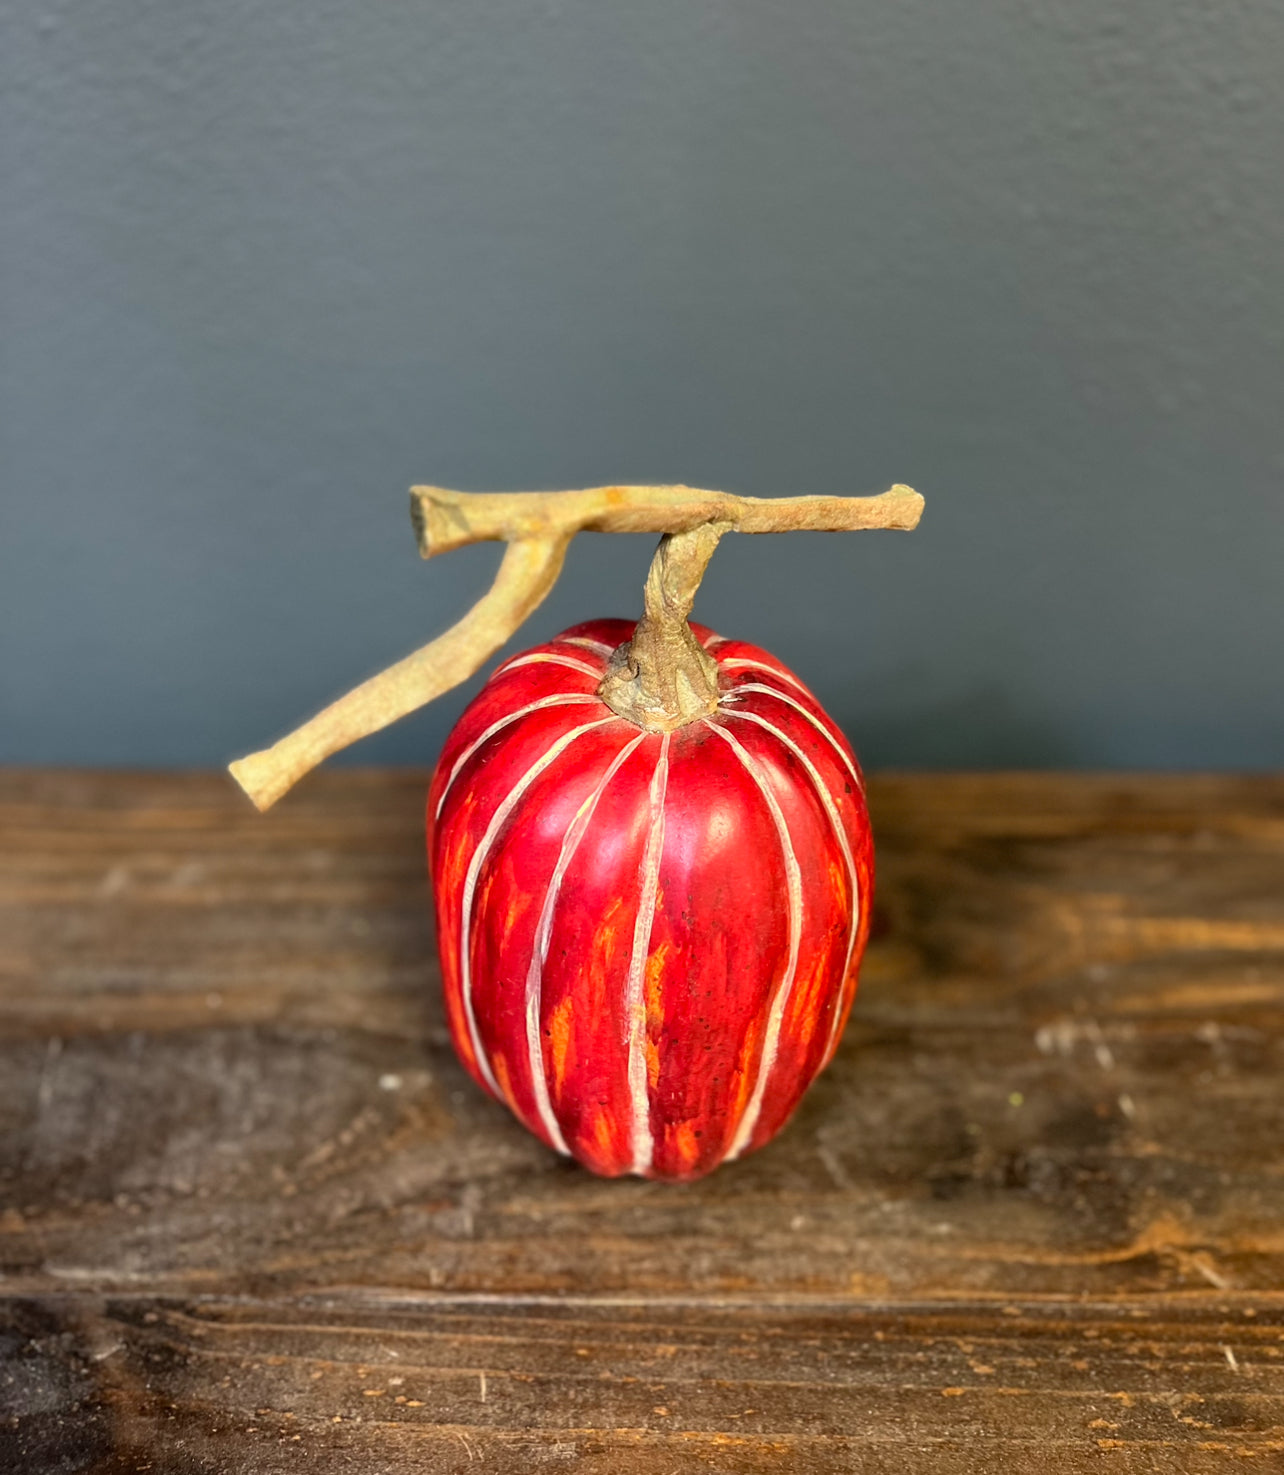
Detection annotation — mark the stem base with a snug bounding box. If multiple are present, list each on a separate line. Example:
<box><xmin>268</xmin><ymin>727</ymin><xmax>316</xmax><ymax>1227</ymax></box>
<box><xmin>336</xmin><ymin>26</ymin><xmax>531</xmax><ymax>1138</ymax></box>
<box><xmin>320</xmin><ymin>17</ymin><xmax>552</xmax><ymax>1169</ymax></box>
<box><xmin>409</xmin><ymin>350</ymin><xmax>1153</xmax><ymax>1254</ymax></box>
<box><xmin>597</xmin><ymin>523</ymin><xmax>728</xmax><ymax>732</ymax></box>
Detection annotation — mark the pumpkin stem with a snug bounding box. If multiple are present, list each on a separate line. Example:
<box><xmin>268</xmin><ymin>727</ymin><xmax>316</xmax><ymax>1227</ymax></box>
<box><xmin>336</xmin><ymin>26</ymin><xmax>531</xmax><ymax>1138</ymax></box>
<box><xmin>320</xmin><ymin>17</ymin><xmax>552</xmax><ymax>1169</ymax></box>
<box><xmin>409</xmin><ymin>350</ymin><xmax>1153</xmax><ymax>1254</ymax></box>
<box><xmin>598</xmin><ymin>522</ymin><xmax>731</xmax><ymax>731</ymax></box>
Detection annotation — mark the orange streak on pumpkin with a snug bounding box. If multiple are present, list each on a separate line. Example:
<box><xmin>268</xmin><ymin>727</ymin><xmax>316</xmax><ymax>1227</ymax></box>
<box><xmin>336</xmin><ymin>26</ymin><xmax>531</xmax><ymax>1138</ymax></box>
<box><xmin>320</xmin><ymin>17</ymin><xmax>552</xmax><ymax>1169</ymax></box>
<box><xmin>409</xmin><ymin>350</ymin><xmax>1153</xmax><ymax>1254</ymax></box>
<box><xmin>433</xmin><ymin>849</ymin><xmax>485</xmax><ymax>1084</ymax></box>
<box><xmin>586</xmin><ymin>1111</ymin><xmax>618</xmax><ymax>1164</ymax></box>
<box><xmin>669</xmin><ymin>1120</ymin><xmax>701</xmax><ymax>1175</ymax></box>
<box><xmin>495</xmin><ymin>876</ymin><xmax>532</xmax><ymax>953</ymax></box>
<box><xmin>788</xmin><ymin>954</ymin><xmax>830</xmax><ymax>1058</ymax></box>
<box><xmin>644</xmin><ymin>937</ymin><xmax>676</xmax><ymax>1090</ymax></box>
<box><xmin>726</xmin><ymin>1015</ymin><xmax>764</xmax><ymax>1139</ymax></box>
<box><xmin>545</xmin><ymin>993</ymin><xmax>575</xmax><ymax>1090</ymax></box>
<box><xmin>490</xmin><ymin>1051</ymin><xmax>518</xmax><ymax>1118</ymax></box>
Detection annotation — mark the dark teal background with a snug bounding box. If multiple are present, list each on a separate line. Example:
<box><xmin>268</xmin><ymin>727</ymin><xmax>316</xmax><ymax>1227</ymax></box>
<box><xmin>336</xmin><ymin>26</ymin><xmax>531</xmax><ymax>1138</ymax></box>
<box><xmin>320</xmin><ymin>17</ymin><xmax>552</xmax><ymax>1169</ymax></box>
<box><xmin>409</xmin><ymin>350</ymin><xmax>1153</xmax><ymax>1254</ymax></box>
<box><xmin>3</xmin><ymin>2</ymin><xmax>1281</xmax><ymax>770</ymax></box>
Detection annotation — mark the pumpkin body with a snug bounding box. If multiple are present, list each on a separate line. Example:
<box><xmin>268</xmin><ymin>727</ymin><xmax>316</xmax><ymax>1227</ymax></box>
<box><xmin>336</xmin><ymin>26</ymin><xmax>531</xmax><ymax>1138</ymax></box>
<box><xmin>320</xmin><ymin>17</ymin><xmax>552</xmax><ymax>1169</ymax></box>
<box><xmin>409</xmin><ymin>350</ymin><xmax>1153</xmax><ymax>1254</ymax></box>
<box><xmin>427</xmin><ymin>618</ymin><xmax>873</xmax><ymax>1181</ymax></box>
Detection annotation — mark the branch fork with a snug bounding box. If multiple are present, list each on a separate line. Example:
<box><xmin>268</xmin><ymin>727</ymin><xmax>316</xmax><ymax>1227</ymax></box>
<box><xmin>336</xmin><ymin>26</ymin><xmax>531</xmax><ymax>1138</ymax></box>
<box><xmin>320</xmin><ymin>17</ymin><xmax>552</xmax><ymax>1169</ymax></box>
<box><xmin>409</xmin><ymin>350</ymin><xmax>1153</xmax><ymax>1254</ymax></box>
<box><xmin>229</xmin><ymin>482</ymin><xmax>924</xmax><ymax>810</ymax></box>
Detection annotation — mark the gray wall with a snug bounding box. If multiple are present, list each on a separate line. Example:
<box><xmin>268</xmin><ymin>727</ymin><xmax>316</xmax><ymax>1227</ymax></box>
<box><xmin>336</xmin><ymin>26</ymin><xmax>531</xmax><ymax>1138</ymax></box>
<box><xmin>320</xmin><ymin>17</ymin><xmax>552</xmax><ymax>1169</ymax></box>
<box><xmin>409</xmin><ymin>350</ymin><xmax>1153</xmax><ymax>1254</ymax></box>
<box><xmin>3</xmin><ymin>1</ymin><xmax>1281</xmax><ymax>772</ymax></box>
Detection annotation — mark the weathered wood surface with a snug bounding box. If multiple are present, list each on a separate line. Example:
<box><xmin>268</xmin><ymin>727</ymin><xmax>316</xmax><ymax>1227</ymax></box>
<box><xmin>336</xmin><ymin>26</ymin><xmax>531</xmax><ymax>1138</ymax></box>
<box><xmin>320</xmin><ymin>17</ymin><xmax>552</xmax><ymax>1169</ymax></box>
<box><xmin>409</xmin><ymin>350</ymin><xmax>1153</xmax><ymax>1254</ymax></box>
<box><xmin>2</xmin><ymin>768</ymin><xmax>1283</xmax><ymax>1472</ymax></box>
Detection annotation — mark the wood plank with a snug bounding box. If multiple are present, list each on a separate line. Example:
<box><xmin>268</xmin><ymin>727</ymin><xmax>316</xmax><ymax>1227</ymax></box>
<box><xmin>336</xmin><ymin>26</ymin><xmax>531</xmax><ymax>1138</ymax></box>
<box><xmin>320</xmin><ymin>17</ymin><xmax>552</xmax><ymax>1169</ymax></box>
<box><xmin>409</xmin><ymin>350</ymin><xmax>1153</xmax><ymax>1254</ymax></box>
<box><xmin>5</xmin><ymin>1295</ymin><xmax>1284</xmax><ymax>1472</ymax></box>
<box><xmin>2</xmin><ymin>769</ymin><xmax>1283</xmax><ymax>1468</ymax></box>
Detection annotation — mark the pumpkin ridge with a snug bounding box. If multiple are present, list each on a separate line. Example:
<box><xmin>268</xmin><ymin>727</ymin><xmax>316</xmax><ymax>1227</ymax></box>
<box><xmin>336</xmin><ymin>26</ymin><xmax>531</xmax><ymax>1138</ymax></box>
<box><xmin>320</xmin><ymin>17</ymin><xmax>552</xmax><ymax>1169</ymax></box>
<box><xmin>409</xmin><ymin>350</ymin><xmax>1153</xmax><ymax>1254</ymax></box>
<box><xmin>723</xmin><ymin>705</ymin><xmax>862</xmax><ymax>1065</ymax></box>
<box><xmin>702</xmin><ymin>720</ymin><xmax>804</xmax><ymax>1162</ymax></box>
<box><xmin>434</xmin><ymin>692</ymin><xmax>601</xmax><ymax>820</ymax></box>
<box><xmin>523</xmin><ymin>731</ymin><xmax>647</xmax><ymax>1154</ymax></box>
<box><xmin>458</xmin><ymin>714</ymin><xmax>618</xmax><ymax>1101</ymax></box>
<box><xmin>729</xmin><ymin>682</ymin><xmax>864</xmax><ymax>796</ymax></box>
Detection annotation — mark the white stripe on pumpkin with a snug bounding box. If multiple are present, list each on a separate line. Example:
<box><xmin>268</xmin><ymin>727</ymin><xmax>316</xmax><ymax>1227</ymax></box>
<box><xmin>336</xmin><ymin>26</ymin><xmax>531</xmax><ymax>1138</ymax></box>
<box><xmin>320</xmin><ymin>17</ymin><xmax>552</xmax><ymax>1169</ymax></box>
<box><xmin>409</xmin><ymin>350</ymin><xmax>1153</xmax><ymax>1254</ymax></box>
<box><xmin>458</xmin><ymin>716</ymin><xmax>617</xmax><ymax>1101</ymax></box>
<box><xmin>724</xmin><ymin>706</ymin><xmax>860</xmax><ymax>1067</ymax></box>
<box><xmin>435</xmin><ymin>693</ymin><xmax>602</xmax><ymax>820</ymax></box>
<box><xmin>625</xmin><ymin>733</ymin><xmax>670</xmax><ymax>1176</ymax></box>
<box><xmin>715</xmin><ymin>656</ymin><xmax>812</xmax><ymax>696</ymax></box>
<box><xmin>557</xmin><ymin>635</ymin><xmax>614</xmax><ymax>658</ymax></box>
<box><xmin>493</xmin><ymin>651</ymin><xmax>603</xmax><ymax>681</ymax></box>
<box><xmin>725</xmin><ymin>682</ymin><xmax>864</xmax><ymax>795</ymax></box>
<box><xmin>703</xmin><ymin>720</ymin><xmax>803</xmax><ymax>1162</ymax></box>
<box><xmin>523</xmin><ymin>731</ymin><xmax>647</xmax><ymax>1155</ymax></box>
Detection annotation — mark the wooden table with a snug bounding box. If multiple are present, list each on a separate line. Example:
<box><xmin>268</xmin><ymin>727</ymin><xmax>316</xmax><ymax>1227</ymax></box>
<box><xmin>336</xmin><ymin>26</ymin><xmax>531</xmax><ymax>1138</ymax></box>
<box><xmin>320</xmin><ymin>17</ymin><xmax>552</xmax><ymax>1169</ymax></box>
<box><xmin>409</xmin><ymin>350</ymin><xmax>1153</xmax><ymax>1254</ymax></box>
<box><xmin>2</xmin><ymin>770</ymin><xmax>1283</xmax><ymax>1472</ymax></box>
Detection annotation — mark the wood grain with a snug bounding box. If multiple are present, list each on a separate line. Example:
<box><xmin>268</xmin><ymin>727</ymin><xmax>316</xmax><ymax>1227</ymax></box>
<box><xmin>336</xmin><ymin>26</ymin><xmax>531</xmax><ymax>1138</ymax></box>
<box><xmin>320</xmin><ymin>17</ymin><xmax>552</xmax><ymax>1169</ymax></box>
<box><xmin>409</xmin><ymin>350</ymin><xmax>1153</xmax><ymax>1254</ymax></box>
<box><xmin>2</xmin><ymin>769</ymin><xmax>1283</xmax><ymax>1470</ymax></box>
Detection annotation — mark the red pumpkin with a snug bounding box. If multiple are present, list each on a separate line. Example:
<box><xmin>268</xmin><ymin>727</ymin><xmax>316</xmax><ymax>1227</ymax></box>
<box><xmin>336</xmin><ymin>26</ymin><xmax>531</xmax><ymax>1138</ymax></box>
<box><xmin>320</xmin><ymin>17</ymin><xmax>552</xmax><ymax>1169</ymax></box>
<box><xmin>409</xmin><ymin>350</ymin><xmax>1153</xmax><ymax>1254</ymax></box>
<box><xmin>427</xmin><ymin>617</ymin><xmax>873</xmax><ymax>1181</ymax></box>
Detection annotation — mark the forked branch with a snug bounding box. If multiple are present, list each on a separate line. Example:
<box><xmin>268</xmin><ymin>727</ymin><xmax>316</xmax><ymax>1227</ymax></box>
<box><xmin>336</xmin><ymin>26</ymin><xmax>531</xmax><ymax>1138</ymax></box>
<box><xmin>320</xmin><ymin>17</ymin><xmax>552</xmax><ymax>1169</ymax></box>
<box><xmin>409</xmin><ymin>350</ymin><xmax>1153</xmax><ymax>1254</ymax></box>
<box><xmin>229</xmin><ymin>482</ymin><xmax>923</xmax><ymax>811</ymax></box>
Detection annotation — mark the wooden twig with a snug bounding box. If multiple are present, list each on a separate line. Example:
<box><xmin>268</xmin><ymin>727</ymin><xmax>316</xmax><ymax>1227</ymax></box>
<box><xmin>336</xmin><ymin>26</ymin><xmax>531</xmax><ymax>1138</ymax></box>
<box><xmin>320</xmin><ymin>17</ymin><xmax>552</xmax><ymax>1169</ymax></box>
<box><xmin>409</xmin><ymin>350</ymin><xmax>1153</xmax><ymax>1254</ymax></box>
<box><xmin>229</xmin><ymin>537</ymin><xmax>569</xmax><ymax>812</ymax></box>
<box><xmin>230</xmin><ymin>483</ymin><xmax>923</xmax><ymax>811</ymax></box>
<box><xmin>411</xmin><ymin>483</ymin><xmax>924</xmax><ymax>556</ymax></box>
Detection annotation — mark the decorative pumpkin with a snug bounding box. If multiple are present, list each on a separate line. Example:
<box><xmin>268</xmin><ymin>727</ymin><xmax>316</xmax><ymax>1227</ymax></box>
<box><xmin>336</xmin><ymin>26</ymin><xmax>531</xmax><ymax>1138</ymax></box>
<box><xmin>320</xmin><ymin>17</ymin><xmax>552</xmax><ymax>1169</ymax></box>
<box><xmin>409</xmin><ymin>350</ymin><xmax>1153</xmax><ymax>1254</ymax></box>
<box><xmin>230</xmin><ymin>481</ymin><xmax>922</xmax><ymax>1179</ymax></box>
<box><xmin>427</xmin><ymin>618</ymin><xmax>872</xmax><ymax>1180</ymax></box>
